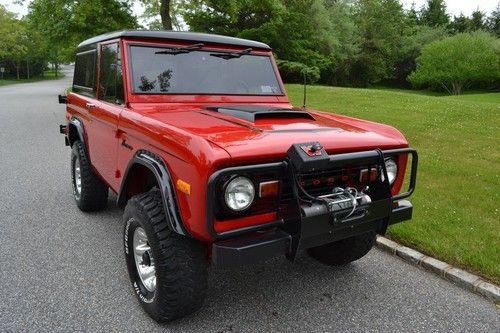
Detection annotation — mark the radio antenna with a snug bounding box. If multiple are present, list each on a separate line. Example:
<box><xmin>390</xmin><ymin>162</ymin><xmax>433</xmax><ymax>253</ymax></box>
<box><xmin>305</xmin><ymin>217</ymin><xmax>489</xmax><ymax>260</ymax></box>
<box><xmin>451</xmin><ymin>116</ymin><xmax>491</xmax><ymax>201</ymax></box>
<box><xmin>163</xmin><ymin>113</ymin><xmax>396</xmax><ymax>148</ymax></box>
<box><xmin>302</xmin><ymin>70</ymin><xmax>307</xmax><ymax>109</ymax></box>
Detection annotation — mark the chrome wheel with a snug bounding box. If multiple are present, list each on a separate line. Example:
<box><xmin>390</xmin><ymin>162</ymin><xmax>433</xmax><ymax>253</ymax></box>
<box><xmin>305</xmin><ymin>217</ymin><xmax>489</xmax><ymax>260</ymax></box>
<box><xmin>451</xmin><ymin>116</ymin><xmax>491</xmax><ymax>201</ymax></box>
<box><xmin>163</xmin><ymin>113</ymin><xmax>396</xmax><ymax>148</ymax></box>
<box><xmin>133</xmin><ymin>227</ymin><xmax>156</xmax><ymax>292</ymax></box>
<box><xmin>74</xmin><ymin>157</ymin><xmax>82</xmax><ymax>195</ymax></box>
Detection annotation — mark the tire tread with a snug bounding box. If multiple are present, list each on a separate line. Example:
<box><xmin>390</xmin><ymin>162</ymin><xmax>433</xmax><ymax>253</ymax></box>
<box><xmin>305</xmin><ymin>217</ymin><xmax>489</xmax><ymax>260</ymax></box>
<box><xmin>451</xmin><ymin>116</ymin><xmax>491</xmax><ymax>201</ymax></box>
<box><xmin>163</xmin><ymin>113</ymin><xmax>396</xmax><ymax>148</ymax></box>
<box><xmin>124</xmin><ymin>189</ymin><xmax>207</xmax><ymax>322</ymax></box>
<box><xmin>71</xmin><ymin>141</ymin><xmax>108</xmax><ymax>211</ymax></box>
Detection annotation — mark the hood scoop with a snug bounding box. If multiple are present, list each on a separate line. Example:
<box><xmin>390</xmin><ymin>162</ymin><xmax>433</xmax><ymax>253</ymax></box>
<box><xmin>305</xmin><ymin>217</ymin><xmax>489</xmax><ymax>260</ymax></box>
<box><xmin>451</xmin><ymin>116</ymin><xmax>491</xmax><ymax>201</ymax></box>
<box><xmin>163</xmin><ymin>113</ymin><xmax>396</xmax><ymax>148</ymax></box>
<box><xmin>205</xmin><ymin>105</ymin><xmax>315</xmax><ymax>123</ymax></box>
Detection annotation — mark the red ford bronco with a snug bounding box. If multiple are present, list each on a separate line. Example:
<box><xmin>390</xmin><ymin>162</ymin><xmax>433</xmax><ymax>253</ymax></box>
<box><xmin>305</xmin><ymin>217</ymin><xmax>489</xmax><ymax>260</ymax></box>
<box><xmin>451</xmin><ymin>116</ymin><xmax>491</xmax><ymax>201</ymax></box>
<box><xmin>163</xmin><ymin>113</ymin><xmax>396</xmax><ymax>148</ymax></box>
<box><xmin>59</xmin><ymin>30</ymin><xmax>417</xmax><ymax>322</ymax></box>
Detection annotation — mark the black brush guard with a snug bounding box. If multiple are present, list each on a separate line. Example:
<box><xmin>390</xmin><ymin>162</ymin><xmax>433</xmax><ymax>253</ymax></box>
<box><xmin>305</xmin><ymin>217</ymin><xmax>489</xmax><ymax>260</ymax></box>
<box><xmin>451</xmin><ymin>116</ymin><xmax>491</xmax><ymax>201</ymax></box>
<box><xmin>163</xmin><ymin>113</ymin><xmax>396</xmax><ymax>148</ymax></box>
<box><xmin>208</xmin><ymin>147</ymin><xmax>418</xmax><ymax>267</ymax></box>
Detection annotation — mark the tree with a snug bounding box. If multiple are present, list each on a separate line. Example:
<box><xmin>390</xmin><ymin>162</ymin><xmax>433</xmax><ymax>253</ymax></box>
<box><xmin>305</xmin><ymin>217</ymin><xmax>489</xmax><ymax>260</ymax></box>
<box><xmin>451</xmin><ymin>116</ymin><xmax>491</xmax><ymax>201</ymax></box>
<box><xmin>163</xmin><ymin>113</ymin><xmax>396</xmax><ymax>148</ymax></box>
<box><xmin>70</xmin><ymin>0</ymin><xmax>138</xmax><ymax>41</ymax></box>
<box><xmin>0</xmin><ymin>6</ymin><xmax>28</xmax><ymax>79</ymax></box>
<box><xmin>0</xmin><ymin>5</ymin><xmax>18</xmax><ymax>61</ymax></box>
<box><xmin>181</xmin><ymin>0</ymin><xmax>284</xmax><ymax>37</ymax></box>
<box><xmin>409</xmin><ymin>32</ymin><xmax>500</xmax><ymax>94</ymax></box>
<box><xmin>322</xmin><ymin>0</ymin><xmax>360</xmax><ymax>85</ymax></box>
<box><xmin>0</xmin><ymin>4</ymin><xmax>49</xmax><ymax>79</ymax></box>
<box><xmin>420</xmin><ymin>0</ymin><xmax>449</xmax><ymax>27</ymax></box>
<box><xmin>159</xmin><ymin>0</ymin><xmax>172</xmax><ymax>29</ymax></box>
<box><xmin>407</xmin><ymin>2</ymin><xmax>420</xmax><ymax>25</ymax></box>
<box><xmin>179</xmin><ymin>0</ymin><xmax>326</xmax><ymax>74</ymax></box>
<box><xmin>26</xmin><ymin>0</ymin><xmax>73</xmax><ymax>75</ymax></box>
<box><xmin>26</xmin><ymin>0</ymin><xmax>138</xmax><ymax>69</ymax></box>
<box><xmin>394</xmin><ymin>26</ymin><xmax>448</xmax><ymax>86</ymax></box>
<box><xmin>140</xmin><ymin>0</ymin><xmax>183</xmax><ymax>30</ymax></box>
<box><xmin>351</xmin><ymin>0</ymin><xmax>408</xmax><ymax>86</ymax></box>
<box><xmin>449</xmin><ymin>14</ymin><xmax>471</xmax><ymax>33</ymax></box>
<box><xmin>470</xmin><ymin>9</ymin><xmax>486</xmax><ymax>31</ymax></box>
<box><xmin>487</xmin><ymin>4</ymin><xmax>500</xmax><ymax>37</ymax></box>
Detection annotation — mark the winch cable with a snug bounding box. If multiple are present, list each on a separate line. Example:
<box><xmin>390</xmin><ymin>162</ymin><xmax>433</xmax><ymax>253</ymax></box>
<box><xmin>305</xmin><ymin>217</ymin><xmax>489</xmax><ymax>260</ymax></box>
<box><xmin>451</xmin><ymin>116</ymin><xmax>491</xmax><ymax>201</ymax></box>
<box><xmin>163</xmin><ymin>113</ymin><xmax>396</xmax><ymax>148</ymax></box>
<box><xmin>336</xmin><ymin>187</ymin><xmax>358</xmax><ymax>219</ymax></box>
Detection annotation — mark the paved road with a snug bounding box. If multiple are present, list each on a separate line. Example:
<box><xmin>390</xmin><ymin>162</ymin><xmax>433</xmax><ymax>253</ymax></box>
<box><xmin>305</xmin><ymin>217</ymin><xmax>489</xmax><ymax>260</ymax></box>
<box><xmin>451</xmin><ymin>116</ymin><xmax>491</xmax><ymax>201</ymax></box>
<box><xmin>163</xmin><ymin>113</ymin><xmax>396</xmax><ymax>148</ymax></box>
<box><xmin>0</xmin><ymin>71</ymin><xmax>498</xmax><ymax>333</ymax></box>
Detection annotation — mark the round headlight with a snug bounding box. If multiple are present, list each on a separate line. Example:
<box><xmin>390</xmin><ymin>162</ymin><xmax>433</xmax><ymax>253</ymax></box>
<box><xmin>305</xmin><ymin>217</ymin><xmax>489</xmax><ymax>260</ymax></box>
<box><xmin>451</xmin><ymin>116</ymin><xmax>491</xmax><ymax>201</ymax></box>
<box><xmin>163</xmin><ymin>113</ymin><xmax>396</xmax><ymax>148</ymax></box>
<box><xmin>384</xmin><ymin>158</ymin><xmax>398</xmax><ymax>185</ymax></box>
<box><xmin>224</xmin><ymin>176</ymin><xmax>255</xmax><ymax>211</ymax></box>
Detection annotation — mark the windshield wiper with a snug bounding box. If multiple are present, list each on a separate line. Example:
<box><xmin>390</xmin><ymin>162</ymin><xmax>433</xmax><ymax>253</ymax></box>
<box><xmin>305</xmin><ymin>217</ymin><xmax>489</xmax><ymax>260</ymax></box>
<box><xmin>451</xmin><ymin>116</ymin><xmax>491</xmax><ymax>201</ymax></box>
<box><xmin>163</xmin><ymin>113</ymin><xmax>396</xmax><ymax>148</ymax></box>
<box><xmin>210</xmin><ymin>48</ymin><xmax>253</xmax><ymax>60</ymax></box>
<box><xmin>155</xmin><ymin>43</ymin><xmax>204</xmax><ymax>55</ymax></box>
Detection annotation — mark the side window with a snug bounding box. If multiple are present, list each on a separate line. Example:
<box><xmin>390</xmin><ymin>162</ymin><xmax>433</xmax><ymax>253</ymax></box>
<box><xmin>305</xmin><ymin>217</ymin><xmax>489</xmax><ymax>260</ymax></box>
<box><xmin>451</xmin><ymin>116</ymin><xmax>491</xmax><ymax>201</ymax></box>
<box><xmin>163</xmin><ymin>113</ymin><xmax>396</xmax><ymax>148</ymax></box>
<box><xmin>99</xmin><ymin>43</ymin><xmax>124</xmax><ymax>104</ymax></box>
<box><xmin>73</xmin><ymin>50</ymin><xmax>96</xmax><ymax>96</ymax></box>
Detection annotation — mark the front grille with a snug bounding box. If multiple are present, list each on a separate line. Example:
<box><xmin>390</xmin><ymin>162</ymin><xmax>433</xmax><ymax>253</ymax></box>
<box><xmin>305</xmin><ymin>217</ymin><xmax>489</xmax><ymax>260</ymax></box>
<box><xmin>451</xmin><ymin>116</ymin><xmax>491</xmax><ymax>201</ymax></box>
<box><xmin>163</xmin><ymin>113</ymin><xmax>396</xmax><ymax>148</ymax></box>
<box><xmin>282</xmin><ymin>165</ymin><xmax>380</xmax><ymax>200</ymax></box>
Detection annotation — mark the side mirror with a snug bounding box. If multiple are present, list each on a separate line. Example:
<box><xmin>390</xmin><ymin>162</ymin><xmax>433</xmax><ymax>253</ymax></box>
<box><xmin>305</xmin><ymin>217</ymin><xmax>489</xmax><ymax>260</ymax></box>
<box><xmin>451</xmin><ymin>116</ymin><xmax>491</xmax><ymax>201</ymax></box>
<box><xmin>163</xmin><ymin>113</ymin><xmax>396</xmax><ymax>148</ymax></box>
<box><xmin>58</xmin><ymin>95</ymin><xmax>68</xmax><ymax>104</ymax></box>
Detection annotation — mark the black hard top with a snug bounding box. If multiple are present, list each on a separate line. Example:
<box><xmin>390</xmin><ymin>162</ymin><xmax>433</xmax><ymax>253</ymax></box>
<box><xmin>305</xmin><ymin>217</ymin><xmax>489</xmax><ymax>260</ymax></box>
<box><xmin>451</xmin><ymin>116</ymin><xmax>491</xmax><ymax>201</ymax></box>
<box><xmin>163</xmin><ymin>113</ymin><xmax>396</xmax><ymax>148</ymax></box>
<box><xmin>77</xmin><ymin>30</ymin><xmax>271</xmax><ymax>51</ymax></box>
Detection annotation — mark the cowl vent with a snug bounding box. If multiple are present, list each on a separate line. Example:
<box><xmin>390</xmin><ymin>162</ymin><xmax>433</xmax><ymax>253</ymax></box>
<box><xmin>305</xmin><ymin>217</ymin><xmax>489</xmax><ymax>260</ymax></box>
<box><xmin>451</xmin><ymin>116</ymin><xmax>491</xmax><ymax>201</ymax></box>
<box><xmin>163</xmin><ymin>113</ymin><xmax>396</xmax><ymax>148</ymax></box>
<box><xmin>205</xmin><ymin>105</ymin><xmax>315</xmax><ymax>123</ymax></box>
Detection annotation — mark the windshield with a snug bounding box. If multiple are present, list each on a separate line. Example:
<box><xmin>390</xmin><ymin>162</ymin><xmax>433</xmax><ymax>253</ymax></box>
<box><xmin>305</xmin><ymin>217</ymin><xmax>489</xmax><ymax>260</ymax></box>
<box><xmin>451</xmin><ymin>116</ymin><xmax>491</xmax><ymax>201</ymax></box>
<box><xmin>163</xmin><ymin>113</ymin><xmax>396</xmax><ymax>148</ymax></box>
<box><xmin>129</xmin><ymin>45</ymin><xmax>283</xmax><ymax>95</ymax></box>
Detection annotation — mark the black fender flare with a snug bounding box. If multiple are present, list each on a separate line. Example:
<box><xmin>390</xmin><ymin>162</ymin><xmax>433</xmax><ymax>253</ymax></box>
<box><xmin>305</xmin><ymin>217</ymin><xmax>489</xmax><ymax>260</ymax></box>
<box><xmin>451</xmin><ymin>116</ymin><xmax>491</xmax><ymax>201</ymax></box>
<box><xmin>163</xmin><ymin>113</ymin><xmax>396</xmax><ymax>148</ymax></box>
<box><xmin>67</xmin><ymin>117</ymin><xmax>90</xmax><ymax>161</ymax></box>
<box><xmin>118</xmin><ymin>150</ymin><xmax>190</xmax><ymax>237</ymax></box>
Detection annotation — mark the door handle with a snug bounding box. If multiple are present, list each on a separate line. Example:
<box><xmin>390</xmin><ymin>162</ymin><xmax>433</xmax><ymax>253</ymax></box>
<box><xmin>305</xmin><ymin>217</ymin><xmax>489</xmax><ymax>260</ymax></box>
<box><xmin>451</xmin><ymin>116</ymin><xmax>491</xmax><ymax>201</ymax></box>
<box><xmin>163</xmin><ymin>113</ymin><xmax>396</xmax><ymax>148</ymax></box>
<box><xmin>85</xmin><ymin>103</ymin><xmax>96</xmax><ymax>109</ymax></box>
<box><xmin>121</xmin><ymin>140</ymin><xmax>133</xmax><ymax>150</ymax></box>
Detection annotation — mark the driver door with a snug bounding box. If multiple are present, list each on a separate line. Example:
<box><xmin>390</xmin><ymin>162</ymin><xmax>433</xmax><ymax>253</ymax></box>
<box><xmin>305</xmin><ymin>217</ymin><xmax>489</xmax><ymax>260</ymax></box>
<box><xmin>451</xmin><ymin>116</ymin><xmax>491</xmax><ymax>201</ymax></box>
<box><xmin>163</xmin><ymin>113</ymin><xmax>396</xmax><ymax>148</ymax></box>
<box><xmin>85</xmin><ymin>42</ymin><xmax>124</xmax><ymax>191</ymax></box>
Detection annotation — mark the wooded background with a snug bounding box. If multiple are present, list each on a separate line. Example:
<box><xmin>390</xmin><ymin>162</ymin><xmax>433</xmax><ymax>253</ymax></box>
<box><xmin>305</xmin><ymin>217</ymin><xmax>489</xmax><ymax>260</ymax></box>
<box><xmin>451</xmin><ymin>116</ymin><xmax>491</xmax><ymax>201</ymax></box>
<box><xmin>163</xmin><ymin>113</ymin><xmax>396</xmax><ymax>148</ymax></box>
<box><xmin>0</xmin><ymin>0</ymin><xmax>499</xmax><ymax>94</ymax></box>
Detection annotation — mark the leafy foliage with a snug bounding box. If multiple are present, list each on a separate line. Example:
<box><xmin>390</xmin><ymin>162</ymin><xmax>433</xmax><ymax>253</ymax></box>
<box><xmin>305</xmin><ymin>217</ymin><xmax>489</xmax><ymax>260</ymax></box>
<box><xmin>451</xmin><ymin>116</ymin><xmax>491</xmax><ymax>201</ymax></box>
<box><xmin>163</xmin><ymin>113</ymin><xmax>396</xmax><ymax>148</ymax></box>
<box><xmin>409</xmin><ymin>32</ymin><xmax>500</xmax><ymax>94</ymax></box>
<box><xmin>181</xmin><ymin>0</ymin><xmax>359</xmax><ymax>85</ymax></box>
<box><xmin>140</xmin><ymin>0</ymin><xmax>184</xmax><ymax>30</ymax></box>
<box><xmin>449</xmin><ymin>14</ymin><xmax>471</xmax><ymax>34</ymax></box>
<box><xmin>0</xmin><ymin>5</ymin><xmax>46</xmax><ymax>79</ymax></box>
<box><xmin>350</xmin><ymin>0</ymin><xmax>408</xmax><ymax>86</ymax></box>
<box><xmin>393</xmin><ymin>26</ymin><xmax>448</xmax><ymax>87</ymax></box>
<box><xmin>276</xmin><ymin>60</ymin><xmax>320</xmax><ymax>83</ymax></box>
<box><xmin>419</xmin><ymin>0</ymin><xmax>449</xmax><ymax>27</ymax></box>
<box><xmin>2</xmin><ymin>0</ymin><xmax>499</xmax><ymax>92</ymax></box>
<box><xmin>470</xmin><ymin>9</ymin><xmax>487</xmax><ymax>31</ymax></box>
<box><xmin>27</xmin><ymin>0</ymin><xmax>138</xmax><ymax>63</ymax></box>
<box><xmin>177</xmin><ymin>0</ymin><xmax>499</xmax><ymax>92</ymax></box>
<box><xmin>487</xmin><ymin>3</ymin><xmax>500</xmax><ymax>37</ymax></box>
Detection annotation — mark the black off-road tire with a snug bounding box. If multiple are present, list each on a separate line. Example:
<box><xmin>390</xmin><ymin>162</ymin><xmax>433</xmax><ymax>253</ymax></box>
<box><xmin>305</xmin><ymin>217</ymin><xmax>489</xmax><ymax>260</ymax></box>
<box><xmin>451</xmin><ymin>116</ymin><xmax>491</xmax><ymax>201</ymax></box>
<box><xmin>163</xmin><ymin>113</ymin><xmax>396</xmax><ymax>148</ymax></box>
<box><xmin>71</xmin><ymin>141</ymin><xmax>108</xmax><ymax>211</ymax></box>
<box><xmin>307</xmin><ymin>231</ymin><xmax>376</xmax><ymax>266</ymax></box>
<box><xmin>123</xmin><ymin>188</ymin><xmax>208</xmax><ymax>323</ymax></box>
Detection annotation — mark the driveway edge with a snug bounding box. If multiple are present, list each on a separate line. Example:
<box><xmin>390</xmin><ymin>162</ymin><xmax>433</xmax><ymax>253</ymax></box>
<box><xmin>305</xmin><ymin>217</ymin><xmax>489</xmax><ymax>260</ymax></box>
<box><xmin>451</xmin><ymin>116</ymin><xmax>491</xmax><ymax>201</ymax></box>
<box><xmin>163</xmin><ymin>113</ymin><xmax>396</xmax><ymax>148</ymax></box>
<box><xmin>376</xmin><ymin>236</ymin><xmax>500</xmax><ymax>304</ymax></box>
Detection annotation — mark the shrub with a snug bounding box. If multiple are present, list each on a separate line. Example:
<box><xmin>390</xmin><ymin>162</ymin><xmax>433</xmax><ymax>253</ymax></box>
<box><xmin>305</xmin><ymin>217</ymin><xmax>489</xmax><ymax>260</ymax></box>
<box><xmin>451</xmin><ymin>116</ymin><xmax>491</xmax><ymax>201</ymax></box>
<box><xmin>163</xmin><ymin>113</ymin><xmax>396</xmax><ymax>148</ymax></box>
<box><xmin>409</xmin><ymin>31</ymin><xmax>500</xmax><ymax>94</ymax></box>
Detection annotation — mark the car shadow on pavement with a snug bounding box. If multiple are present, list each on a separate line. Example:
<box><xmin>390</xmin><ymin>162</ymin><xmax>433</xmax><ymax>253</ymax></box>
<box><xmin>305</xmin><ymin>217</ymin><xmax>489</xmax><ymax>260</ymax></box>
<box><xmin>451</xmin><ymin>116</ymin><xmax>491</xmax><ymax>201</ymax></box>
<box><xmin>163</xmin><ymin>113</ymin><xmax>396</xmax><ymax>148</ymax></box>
<box><xmin>168</xmin><ymin>255</ymin><xmax>375</xmax><ymax>333</ymax></box>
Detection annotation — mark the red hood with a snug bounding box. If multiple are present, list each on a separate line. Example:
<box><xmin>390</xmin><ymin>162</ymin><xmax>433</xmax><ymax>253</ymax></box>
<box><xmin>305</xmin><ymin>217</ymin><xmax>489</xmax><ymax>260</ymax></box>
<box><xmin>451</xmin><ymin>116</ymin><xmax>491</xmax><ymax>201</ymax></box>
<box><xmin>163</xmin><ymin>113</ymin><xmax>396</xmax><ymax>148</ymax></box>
<box><xmin>140</xmin><ymin>105</ymin><xmax>408</xmax><ymax>163</ymax></box>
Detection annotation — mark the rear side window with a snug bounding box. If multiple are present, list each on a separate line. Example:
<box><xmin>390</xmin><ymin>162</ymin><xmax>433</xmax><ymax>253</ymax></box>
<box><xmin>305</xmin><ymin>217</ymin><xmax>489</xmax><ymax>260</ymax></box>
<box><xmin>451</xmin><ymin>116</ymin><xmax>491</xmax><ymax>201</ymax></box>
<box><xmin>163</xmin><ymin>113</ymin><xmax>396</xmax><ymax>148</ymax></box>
<box><xmin>73</xmin><ymin>50</ymin><xmax>96</xmax><ymax>96</ymax></box>
<box><xmin>99</xmin><ymin>43</ymin><xmax>124</xmax><ymax>104</ymax></box>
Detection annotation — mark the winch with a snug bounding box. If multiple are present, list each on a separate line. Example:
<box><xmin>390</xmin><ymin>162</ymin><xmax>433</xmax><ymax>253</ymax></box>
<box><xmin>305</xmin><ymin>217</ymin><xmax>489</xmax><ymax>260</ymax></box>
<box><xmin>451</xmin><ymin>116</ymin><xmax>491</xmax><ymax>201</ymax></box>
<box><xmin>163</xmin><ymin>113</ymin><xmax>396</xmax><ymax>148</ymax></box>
<box><xmin>288</xmin><ymin>142</ymin><xmax>375</xmax><ymax>224</ymax></box>
<box><xmin>320</xmin><ymin>187</ymin><xmax>372</xmax><ymax>222</ymax></box>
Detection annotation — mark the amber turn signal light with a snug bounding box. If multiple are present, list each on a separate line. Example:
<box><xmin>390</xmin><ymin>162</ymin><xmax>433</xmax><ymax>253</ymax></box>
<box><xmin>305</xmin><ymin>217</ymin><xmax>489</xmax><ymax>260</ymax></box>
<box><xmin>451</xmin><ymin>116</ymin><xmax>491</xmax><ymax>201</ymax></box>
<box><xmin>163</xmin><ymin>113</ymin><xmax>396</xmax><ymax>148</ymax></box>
<box><xmin>359</xmin><ymin>168</ymin><xmax>378</xmax><ymax>183</ymax></box>
<box><xmin>176</xmin><ymin>179</ymin><xmax>191</xmax><ymax>195</ymax></box>
<box><xmin>259</xmin><ymin>180</ymin><xmax>279</xmax><ymax>198</ymax></box>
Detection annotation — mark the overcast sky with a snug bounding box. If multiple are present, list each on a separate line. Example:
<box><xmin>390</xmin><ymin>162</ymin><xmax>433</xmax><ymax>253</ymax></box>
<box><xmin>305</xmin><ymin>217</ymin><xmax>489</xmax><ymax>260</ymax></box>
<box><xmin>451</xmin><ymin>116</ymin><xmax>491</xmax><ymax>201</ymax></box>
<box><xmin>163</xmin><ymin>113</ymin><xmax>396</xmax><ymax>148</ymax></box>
<box><xmin>1</xmin><ymin>0</ymin><xmax>499</xmax><ymax>21</ymax></box>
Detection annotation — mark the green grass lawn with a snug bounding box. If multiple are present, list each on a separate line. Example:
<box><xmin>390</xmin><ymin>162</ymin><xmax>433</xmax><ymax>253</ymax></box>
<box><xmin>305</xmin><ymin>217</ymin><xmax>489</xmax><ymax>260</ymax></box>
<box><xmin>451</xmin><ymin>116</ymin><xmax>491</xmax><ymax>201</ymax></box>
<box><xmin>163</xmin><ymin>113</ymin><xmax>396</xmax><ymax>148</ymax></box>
<box><xmin>286</xmin><ymin>84</ymin><xmax>500</xmax><ymax>283</ymax></box>
<box><xmin>0</xmin><ymin>70</ymin><xmax>64</xmax><ymax>87</ymax></box>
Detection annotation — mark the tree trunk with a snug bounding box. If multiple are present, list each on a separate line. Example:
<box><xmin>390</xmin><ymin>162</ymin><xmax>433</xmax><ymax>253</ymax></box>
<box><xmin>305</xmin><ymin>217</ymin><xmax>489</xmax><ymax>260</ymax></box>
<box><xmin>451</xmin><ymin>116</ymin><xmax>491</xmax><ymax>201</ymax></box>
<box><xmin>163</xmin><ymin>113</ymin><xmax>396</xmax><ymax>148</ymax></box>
<box><xmin>26</xmin><ymin>59</ymin><xmax>30</xmax><ymax>80</ymax></box>
<box><xmin>452</xmin><ymin>81</ymin><xmax>462</xmax><ymax>95</ymax></box>
<box><xmin>160</xmin><ymin>0</ymin><xmax>173</xmax><ymax>30</ymax></box>
<box><xmin>16</xmin><ymin>62</ymin><xmax>20</xmax><ymax>80</ymax></box>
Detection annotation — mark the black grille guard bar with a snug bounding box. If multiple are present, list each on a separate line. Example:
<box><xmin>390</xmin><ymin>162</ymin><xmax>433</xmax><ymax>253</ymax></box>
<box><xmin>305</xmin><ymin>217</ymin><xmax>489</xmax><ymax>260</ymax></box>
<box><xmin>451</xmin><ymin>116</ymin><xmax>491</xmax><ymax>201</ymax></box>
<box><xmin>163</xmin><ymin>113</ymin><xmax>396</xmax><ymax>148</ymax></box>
<box><xmin>206</xmin><ymin>147</ymin><xmax>418</xmax><ymax>239</ymax></box>
<box><xmin>324</xmin><ymin>147</ymin><xmax>418</xmax><ymax>200</ymax></box>
<box><xmin>380</xmin><ymin>148</ymin><xmax>418</xmax><ymax>201</ymax></box>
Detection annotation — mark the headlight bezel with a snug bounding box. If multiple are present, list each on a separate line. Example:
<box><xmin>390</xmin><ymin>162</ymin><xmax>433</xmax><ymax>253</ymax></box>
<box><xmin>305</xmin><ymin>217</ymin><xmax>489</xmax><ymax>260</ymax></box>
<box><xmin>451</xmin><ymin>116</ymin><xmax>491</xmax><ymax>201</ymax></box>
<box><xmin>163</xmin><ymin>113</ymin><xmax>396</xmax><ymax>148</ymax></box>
<box><xmin>223</xmin><ymin>175</ymin><xmax>256</xmax><ymax>212</ymax></box>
